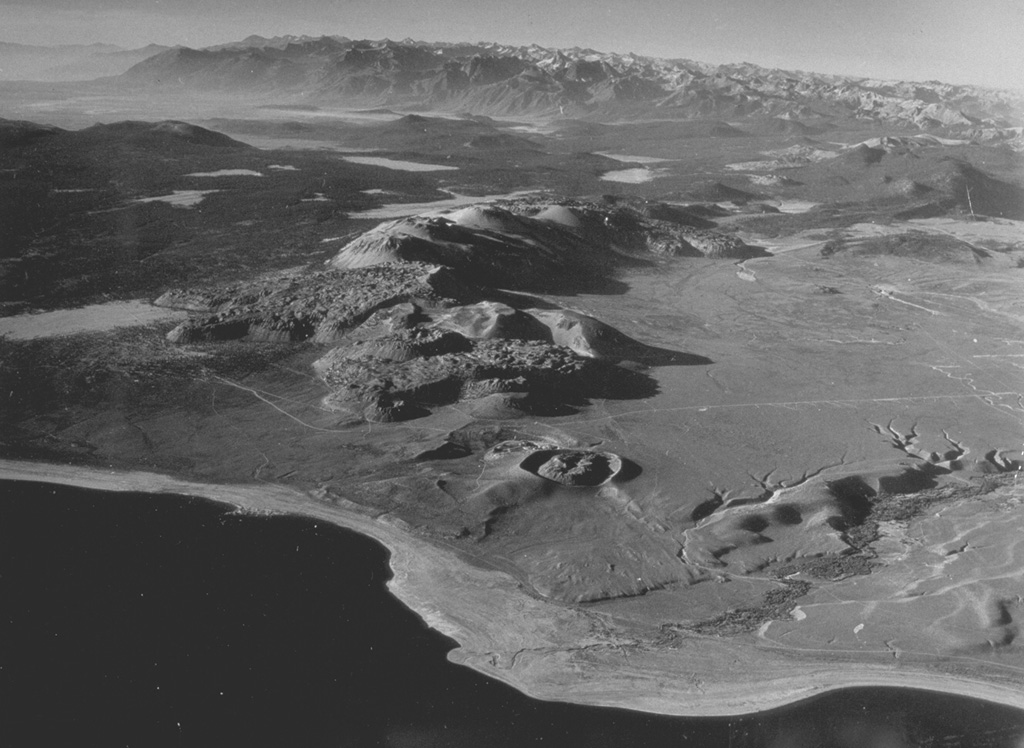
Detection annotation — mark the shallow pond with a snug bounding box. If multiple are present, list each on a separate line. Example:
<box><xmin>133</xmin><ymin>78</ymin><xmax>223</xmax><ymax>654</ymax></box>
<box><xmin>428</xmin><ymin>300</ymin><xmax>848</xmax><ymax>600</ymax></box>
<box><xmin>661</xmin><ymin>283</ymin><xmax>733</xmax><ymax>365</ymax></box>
<box><xmin>340</xmin><ymin>155</ymin><xmax>460</xmax><ymax>172</ymax></box>
<box><xmin>347</xmin><ymin>189</ymin><xmax>541</xmax><ymax>219</ymax></box>
<box><xmin>0</xmin><ymin>301</ymin><xmax>187</xmax><ymax>340</ymax></box>
<box><xmin>599</xmin><ymin>167</ymin><xmax>664</xmax><ymax>183</ymax></box>
<box><xmin>184</xmin><ymin>169</ymin><xmax>264</xmax><ymax>177</ymax></box>
<box><xmin>596</xmin><ymin>153</ymin><xmax>674</xmax><ymax>164</ymax></box>
<box><xmin>132</xmin><ymin>190</ymin><xmax>219</xmax><ymax>208</ymax></box>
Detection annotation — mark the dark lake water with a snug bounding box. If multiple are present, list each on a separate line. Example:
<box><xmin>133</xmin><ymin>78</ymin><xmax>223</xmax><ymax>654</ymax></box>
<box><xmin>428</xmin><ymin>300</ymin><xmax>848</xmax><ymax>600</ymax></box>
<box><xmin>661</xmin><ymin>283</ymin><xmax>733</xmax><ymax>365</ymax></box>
<box><xmin>2</xmin><ymin>479</ymin><xmax>1023</xmax><ymax>747</ymax></box>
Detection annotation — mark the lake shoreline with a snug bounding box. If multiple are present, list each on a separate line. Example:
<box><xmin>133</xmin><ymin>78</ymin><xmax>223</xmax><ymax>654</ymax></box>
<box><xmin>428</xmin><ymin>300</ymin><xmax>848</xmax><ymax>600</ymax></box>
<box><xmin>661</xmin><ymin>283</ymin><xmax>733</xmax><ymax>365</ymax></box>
<box><xmin>3</xmin><ymin>457</ymin><xmax>1024</xmax><ymax>718</ymax></box>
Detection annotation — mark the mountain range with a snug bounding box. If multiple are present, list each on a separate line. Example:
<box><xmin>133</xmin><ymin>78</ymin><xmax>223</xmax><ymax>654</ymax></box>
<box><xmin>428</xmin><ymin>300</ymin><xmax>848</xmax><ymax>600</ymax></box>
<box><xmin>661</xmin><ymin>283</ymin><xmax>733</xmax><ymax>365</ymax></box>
<box><xmin>0</xmin><ymin>41</ymin><xmax>171</xmax><ymax>81</ymax></box>
<box><xmin>118</xmin><ymin>36</ymin><xmax>1024</xmax><ymax>132</ymax></box>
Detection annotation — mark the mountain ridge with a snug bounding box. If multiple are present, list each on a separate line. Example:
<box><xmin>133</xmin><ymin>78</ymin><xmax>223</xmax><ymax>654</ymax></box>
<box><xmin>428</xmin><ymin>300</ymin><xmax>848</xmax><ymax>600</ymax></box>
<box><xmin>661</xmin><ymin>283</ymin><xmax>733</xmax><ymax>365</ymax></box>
<box><xmin>0</xmin><ymin>41</ymin><xmax>172</xmax><ymax>82</ymax></box>
<box><xmin>118</xmin><ymin>36</ymin><xmax>1024</xmax><ymax>131</ymax></box>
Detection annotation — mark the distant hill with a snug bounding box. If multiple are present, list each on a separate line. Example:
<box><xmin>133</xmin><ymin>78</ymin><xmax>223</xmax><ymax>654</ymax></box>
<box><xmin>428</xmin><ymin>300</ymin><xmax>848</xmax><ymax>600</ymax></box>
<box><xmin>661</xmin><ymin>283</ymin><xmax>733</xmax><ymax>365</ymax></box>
<box><xmin>0</xmin><ymin>41</ymin><xmax>171</xmax><ymax>81</ymax></box>
<box><xmin>0</xmin><ymin>117</ymin><xmax>64</xmax><ymax>148</ymax></box>
<box><xmin>73</xmin><ymin>120</ymin><xmax>252</xmax><ymax>150</ymax></box>
<box><xmin>119</xmin><ymin>37</ymin><xmax>1024</xmax><ymax>131</ymax></box>
<box><xmin>0</xmin><ymin>118</ymin><xmax>250</xmax><ymax>152</ymax></box>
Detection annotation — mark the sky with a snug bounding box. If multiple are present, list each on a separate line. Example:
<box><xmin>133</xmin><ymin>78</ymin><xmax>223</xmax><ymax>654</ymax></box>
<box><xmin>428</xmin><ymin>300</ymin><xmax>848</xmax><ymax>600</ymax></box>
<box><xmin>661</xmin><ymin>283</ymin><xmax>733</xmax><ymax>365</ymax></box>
<box><xmin>2</xmin><ymin>0</ymin><xmax>1022</xmax><ymax>90</ymax></box>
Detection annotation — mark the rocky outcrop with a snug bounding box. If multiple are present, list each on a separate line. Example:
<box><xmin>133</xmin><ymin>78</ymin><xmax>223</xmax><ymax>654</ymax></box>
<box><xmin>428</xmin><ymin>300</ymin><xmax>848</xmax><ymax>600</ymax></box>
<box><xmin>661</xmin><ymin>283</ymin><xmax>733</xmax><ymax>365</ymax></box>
<box><xmin>527</xmin><ymin>308</ymin><xmax>709</xmax><ymax>365</ymax></box>
<box><xmin>314</xmin><ymin>336</ymin><xmax>652</xmax><ymax>421</ymax></box>
<box><xmin>158</xmin><ymin>263</ymin><xmax>469</xmax><ymax>343</ymax></box>
<box><xmin>520</xmin><ymin>449</ymin><xmax>624</xmax><ymax>486</ymax></box>
<box><xmin>432</xmin><ymin>302</ymin><xmax>552</xmax><ymax>342</ymax></box>
<box><xmin>676</xmin><ymin>229</ymin><xmax>767</xmax><ymax>259</ymax></box>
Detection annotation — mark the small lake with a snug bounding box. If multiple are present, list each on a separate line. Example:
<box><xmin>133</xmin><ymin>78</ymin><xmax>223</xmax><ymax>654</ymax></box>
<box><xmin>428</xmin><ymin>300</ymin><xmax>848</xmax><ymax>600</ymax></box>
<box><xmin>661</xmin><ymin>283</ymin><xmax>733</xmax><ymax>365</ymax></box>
<box><xmin>233</xmin><ymin>137</ymin><xmax>381</xmax><ymax>152</ymax></box>
<box><xmin>340</xmin><ymin>155</ymin><xmax>460</xmax><ymax>172</ymax></box>
<box><xmin>132</xmin><ymin>190</ymin><xmax>219</xmax><ymax>208</ymax></box>
<box><xmin>774</xmin><ymin>199</ymin><xmax>820</xmax><ymax>214</ymax></box>
<box><xmin>184</xmin><ymin>169</ymin><xmax>264</xmax><ymax>177</ymax></box>
<box><xmin>258</xmin><ymin>108</ymin><xmax>403</xmax><ymax>123</ymax></box>
<box><xmin>348</xmin><ymin>189</ymin><xmax>540</xmax><ymax>219</ymax></box>
<box><xmin>2</xmin><ymin>479</ymin><xmax>1023</xmax><ymax>747</ymax></box>
<box><xmin>0</xmin><ymin>301</ymin><xmax>187</xmax><ymax>340</ymax></box>
<box><xmin>596</xmin><ymin>153</ymin><xmax>674</xmax><ymax>164</ymax></box>
<box><xmin>599</xmin><ymin>167</ymin><xmax>665</xmax><ymax>183</ymax></box>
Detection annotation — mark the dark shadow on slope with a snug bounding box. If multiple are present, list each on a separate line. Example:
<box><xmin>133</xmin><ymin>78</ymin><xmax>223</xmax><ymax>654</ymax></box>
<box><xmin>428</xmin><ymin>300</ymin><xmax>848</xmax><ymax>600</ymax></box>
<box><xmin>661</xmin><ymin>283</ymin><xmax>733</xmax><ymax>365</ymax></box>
<box><xmin>577</xmin><ymin>361</ymin><xmax>661</xmax><ymax>400</ymax></box>
<box><xmin>892</xmin><ymin>202</ymin><xmax>947</xmax><ymax>219</ymax></box>
<box><xmin>931</xmin><ymin>160</ymin><xmax>1024</xmax><ymax>219</ymax></box>
<box><xmin>630</xmin><ymin>349</ymin><xmax>713</xmax><ymax>367</ymax></box>
<box><xmin>823</xmin><ymin>476</ymin><xmax>876</xmax><ymax>532</ymax></box>
<box><xmin>845</xmin><ymin>231</ymin><xmax>991</xmax><ymax>264</ymax></box>
<box><xmin>876</xmin><ymin>467</ymin><xmax>938</xmax><ymax>495</ymax></box>
<box><xmin>690</xmin><ymin>495</ymin><xmax>724</xmax><ymax>523</ymax></box>
<box><xmin>680</xmin><ymin>182</ymin><xmax>762</xmax><ymax>203</ymax></box>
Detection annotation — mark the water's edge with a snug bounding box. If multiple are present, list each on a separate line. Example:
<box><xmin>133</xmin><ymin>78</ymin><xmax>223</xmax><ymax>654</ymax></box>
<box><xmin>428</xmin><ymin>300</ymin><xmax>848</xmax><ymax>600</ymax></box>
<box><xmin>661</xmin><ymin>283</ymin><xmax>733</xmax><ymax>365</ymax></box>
<box><xmin>2</xmin><ymin>458</ymin><xmax>1023</xmax><ymax>717</ymax></box>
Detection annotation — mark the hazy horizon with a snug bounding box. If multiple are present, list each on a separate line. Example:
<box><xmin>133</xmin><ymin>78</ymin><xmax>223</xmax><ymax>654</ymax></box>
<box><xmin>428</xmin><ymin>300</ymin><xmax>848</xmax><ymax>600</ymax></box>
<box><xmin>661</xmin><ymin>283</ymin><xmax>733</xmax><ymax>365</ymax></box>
<box><xmin>1</xmin><ymin>0</ymin><xmax>1022</xmax><ymax>91</ymax></box>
